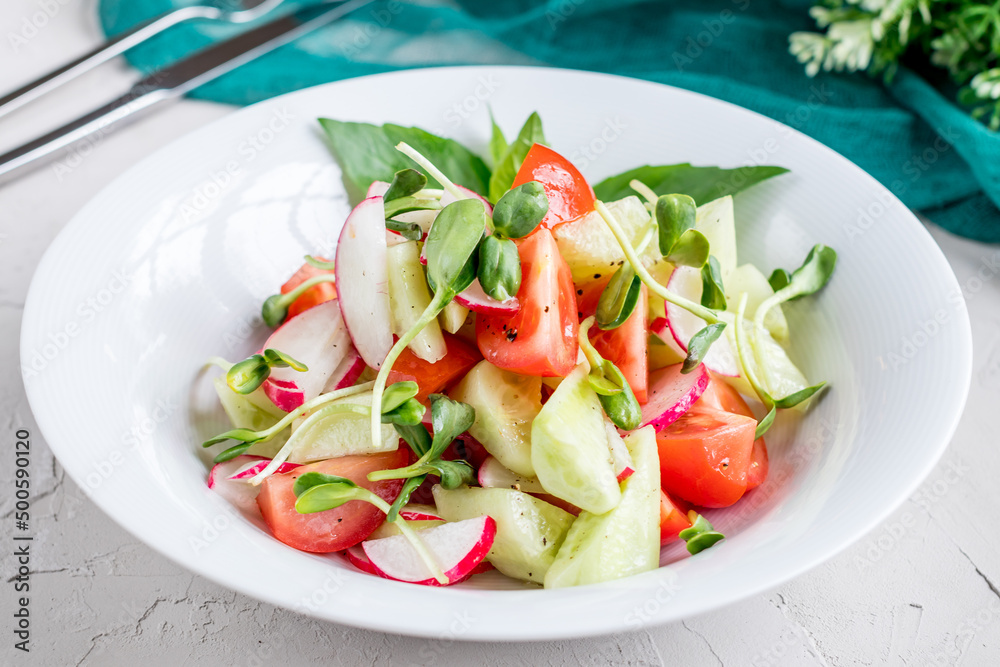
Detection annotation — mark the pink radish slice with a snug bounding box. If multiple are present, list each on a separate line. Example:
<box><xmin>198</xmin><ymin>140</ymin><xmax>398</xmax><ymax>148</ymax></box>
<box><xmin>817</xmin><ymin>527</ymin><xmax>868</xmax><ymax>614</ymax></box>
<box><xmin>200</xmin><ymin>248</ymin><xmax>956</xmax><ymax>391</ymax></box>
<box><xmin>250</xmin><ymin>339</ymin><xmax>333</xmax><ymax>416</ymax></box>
<box><xmin>638</xmin><ymin>363</ymin><xmax>710</xmax><ymax>432</ymax></box>
<box><xmin>604</xmin><ymin>423</ymin><xmax>635</xmax><ymax>483</ymax></box>
<box><xmin>346</xmin><ymin>545</ymin><xmax>379</xmax><ymax>575</ymax></box>
<box><xmin>454</xmin><ymin>279</ymin><xmax>520</xmax><ymax>315</ymax></box>
<box><xmin>440</xmin><ymin>184</ymin><xmax>493</xmax><ymax>213</ymax></box>
<box><xmin>322</xmin><ymin>347</ymin><xmax>366</xmax><ymax>393</ymax></box>
<box><xmin>665</xmin><ymin>266</ymin><xmax>739</xmax><ymax>376</ymax></box>
<box><xmin>207</xmin><ymin>456</ymin><xmax>269</xmax><ymax>513</ymax></box>
<box><xmin>477</xmin><ymin>456</ymin><xmax>545</xmax><ymax>493</ymax></box>
<box><xmin>362</xmin><ymin>516</ymin><xmax>496</xmax><ymax>586</ymax></box>
<box><xmin>397</xmin><ymin>504</ymin><xmax>443</xmax><ymax>521</ymax></box>
<box><xmin>261</xmin><ymin>299</ymin><xmax>351</xmax><ymax>411</ymax></box>
<box><xmin>366</xmin><ymin>181</ymin><xmax>390</xmax><ymax>198</ymax></box>
<box><xmin>227</xmin><ymin>459</ymin><xmax>300</xmax><ymax>481</ymax></box>
<box><xmin>336</xmin><ymin>197</ymin><xmax>394</xmax><ymax>369</ymax></box>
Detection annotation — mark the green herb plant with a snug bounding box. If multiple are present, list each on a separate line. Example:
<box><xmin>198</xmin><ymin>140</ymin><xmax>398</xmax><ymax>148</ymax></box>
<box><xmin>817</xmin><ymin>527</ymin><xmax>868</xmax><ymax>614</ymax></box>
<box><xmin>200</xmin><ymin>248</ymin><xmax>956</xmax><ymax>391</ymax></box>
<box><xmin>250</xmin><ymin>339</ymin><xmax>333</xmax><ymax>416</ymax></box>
<box><xmin>225</xmin><ymin>349</ymin><xmax>307</xmax><ymax>395</ymax></box>
<box><xmin>578</xmin><ymin>317</ymin><xmax>642</xmax><ymax>431</ymax></box>
<box><xmin>679</xmin><ymin>512</ymin><xmax>725</xmax><ymax>555</ymax></box>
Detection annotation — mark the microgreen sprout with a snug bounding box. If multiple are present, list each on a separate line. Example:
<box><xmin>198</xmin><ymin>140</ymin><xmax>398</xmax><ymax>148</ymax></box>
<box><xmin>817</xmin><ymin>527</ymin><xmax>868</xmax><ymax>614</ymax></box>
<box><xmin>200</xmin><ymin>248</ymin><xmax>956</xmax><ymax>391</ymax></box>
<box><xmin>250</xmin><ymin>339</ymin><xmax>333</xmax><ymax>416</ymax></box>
<box><xmin>579</xmin><ymin>317</ymin><xmax>642</xmax><ymax>431</ymax></box>
<box><xmin>225</xmin><ymin>348</ymin><xmax>308</xmax><ymax>395</ymax></box>
<box><xmin>383</xmin><ymin>168</ymin><xmax>427</xmax><ymax>202</ymax></box>
<box><xmin>700</xmin><ymin>256</ymin><xmax>727</xmax><ymax>310</ymax></box>
<box><xmin>478</xmin><ymin>234</ymin><xmax>521</xmax><ymax>302</ymax></box>
<box><xmin>261</xmin><ymin>274</ymin><xmax>338</xmax><ymax>327</ymax></box>
<box><xmin>476</xmin><ymin>181</ymin><xmax>548</xmax><ymax>302</ymax></box>
<box><xmin>679</xmin><ymin>512</ymin><xmax>725</xmax><ymax>555</ymax></box>
<box><xmin>292</xmin><ymin>471</ymin><xmax>447</xmax><ymax>584</ymax></box>
<box><xmin>395</xmin><ymin>142</ymin><xmax>468</xmax><ymax>202</ymax></box>
<box><xmin>304</xmin><ymin>255</ymin><xmax>335</xmax><ymax>270</ymax></box>
<box><xmin>596</xmin><ymin>226</ymin><xmax>653</xmax><ymax>330</ymax></box>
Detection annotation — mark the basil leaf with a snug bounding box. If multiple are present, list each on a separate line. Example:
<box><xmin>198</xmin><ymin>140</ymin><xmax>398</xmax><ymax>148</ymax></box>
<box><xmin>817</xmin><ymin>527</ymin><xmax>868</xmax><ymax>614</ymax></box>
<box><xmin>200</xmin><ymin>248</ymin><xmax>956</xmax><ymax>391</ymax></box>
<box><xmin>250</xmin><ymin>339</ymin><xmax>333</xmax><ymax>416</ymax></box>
<box><xmin>384</xmin><ymin>168</ymin><xmax>427</xmax><ymax>202</ymax></box>
<box><xmin>596</xmin><ymin>266</ymin><xmax>641</xmax><ymax>330</ymax></box>
<box><xmin>428</xmin><ymin>394</ymin><xmax>476</xmax><ymax>460</ymax></box>
<box><xmin>593</xmin><ymin>164</ymin><xmax>789</xmax><ymax>204</ymax></box>
<box><xmin>424</xmin><ymin>199</ymin><xmax>486</xmax><ymax>295</ymax></box>
<box><xmin>488</xmin><ymin>112</ymin><xmax>546</xmax><ymax>202</ymax></box>
<box><xmin>293</xmin><ymin>472</ymin><xmax>357</xmax><ymax>498</ymax></box>
<box><xmin>394</xmin><ymin>423</ymin><xmax>432</xmax><ymax>458</ymax></box>
<box><xmin>654</xmin><ymin>194</ymin><xmax>696</xmax><ymax>254</ymax></box>
<box><xmin>700</xmin><ymin>256</ymin><xmax>727</xmax><ymax>310</ymax></box>
<box><xmin>666</xmin><ymin>229</ymin><xmax>710</xmax><ymax>268</ymax></box>
<box><xmin>477</xmin><ymin>235</ymin><xmax>521</xmax><ymax>302</ymax></box>
<box><xmin>318</xmin><ymin>119</ymin><xmax>490</xmax><ymax>201</ymax></box>
<box><xmin>489</xmin><ymin>110</ymin><xmax>508</xmax><ymax>168</ymax></box>
<box><xmin>492</xmin><ymin>181</ymin><xmax>549</xmax><ymax>239</ymax></box>
<box><xmin>682</xmin><ymin>323</ymin><xmax>726</xmax><ymax>374</ymax></box>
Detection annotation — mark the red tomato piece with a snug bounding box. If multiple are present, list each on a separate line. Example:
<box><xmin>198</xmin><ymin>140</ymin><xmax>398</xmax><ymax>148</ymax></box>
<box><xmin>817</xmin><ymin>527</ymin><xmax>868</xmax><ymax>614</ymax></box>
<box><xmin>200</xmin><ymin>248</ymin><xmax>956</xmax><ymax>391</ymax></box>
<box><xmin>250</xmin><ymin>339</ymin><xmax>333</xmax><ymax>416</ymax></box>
<box><xmin>256</xmin><ymin>449</ymin><xmax>407</xmax><ymax>553</ymax></box>
<box><xmin>476</xmin><ymin>229</ymin><xmax>579</xmax><ymax>377</ymax></box>
<box><xmin>656</xmin><ymin>407</ymin><xmax>756</xmax><ymax>508</ymax></box>
<box><xmin>512</xmin><ymin>144</ymin><xmax>595</xmax><ymax>230</ymax></box>
<box><xmin>659</xmin><ymin>490</ymin><xmax>693</xmax><ymax>544</ymax></box>
<box><xmin>575</xmin><ymin>277</ymin><xmax>648</xmax><ymax>402</ymax></box>
<box><xmin>698</xmin><ymin>373</ymin><xmax>768</xmax><ymax>490</ymax></box>
<box><xmin>281</xmin><ymin>260</ymin><xmax>336</xmax><ymax>320</ymax></box>
<box><xmin>387</xmin><ymin>333</ymin><xmax>482</xmax><ymax>404</ymax></box>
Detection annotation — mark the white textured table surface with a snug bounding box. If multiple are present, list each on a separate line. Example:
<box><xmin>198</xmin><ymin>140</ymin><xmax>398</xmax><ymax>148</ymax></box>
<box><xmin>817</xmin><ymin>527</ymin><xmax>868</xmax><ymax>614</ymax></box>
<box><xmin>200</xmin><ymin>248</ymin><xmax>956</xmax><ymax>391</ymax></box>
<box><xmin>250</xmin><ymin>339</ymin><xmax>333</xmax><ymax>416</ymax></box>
<box><xmin>2</xmin><ymin>3</ymin><xmax>999</xmax><ymax>665</ymax></box>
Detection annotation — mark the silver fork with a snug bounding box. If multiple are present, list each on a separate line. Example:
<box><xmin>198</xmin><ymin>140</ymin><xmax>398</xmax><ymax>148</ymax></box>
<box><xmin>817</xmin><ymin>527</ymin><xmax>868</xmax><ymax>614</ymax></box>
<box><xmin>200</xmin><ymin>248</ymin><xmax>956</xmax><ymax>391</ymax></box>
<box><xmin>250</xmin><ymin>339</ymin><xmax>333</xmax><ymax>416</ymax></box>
<box><xmin>0</xmin><ymin>0</ymin><xmax>284</xmax><ymax>120</ymax></box>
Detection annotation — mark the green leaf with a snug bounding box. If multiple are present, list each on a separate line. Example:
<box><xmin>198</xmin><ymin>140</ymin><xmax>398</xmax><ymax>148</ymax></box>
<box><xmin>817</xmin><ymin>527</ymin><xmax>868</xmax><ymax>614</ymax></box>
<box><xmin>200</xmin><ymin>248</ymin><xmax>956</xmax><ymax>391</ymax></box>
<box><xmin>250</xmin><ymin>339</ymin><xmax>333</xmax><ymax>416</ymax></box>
<box><xmin>700</xmin><ymin>256</ymin><xmax>727</xmax><ymax>310</ymax></box>
<box><xmin>387</xmin><ymin>475</ymin><xmax>426</xmax><ymax>522</ymax></box>
<box><xmin>426</xmin><ymin>459</ymin><xmax>475</xmax><ymax>489</ymax></box>
<box><xmin>682</xmin><ymin>323</ymin><xmax>726</xmax><ymax>374</ymax></box>
<box><xmin>587</xmin><ymin>361</ymin><xmax>626</xmax><ymax>396</ymax></box>
<box><xmin>772</xmin><ymin>382</ymin><xmax>826</xmax><ymax>409</ymax></box>
<box><xmin>213</xmin><ymin>442</ymin><xmax>252</xmax><ymax>463</ymax></box>
<box><xmin>679</xmin><ymin>512</ymin><xmax>725</xmax><ymax>555</ymax></box>
<box><xmin>654</xmin><ymin>194</ymin><xmax>697</xmax><ymax>254</ymax></box>
<box><xmin>381</xmin><ymin>398</ymin><xmax>426</xmax><ymax>426</ymax></box>
<box><xmin>596</xmin><ymin>265</ymin><xmax>641</xmax><ymax>330</ymax></box>
<box><xmin>261</xmin><ymin>294</ymin><xmax>288</xmax><ymax>327</ymax></box>
<box><xmin>597</xmin><ymin>373</ymin><xmax>642</xmax><ymax>431</ymax></box>
<box><xmin>394</xmin><ymin>423</ymin><xmax>433</xmax><ymax>458</ymax></box>
<box><xmin>424</xmin><ymin>198</ymin><xmax>486</xmax><ymax>295</ymax></box>
<box><xmin>477</xmin><ymin>235</ymin><xmax>521</xmax><ymax>302</ymax></box>
<box><xmin>226</xmin><ymin>355</ymin><xmax>269</xmax><ymax>394</ymax></box>
<box><xmin>293</xmin><ymin>472</ymin><xmax>357</xmax><ymax>498</ymax></box>
<box><xmin>666</xmin><ymin>229</ymin><xmax>710</xmax><ymax>268</ymax></box>
<box><xmin>428</xmin><ymin>394</ymin><xmax>476</xmax><ymax>460</ymax></box>
<box><xmin>262</xmin><ymin>349</ymin><xmax>308</xmax><ymax>372</ymax></box>
<box><xmin>295</xmin><ymin>481</ymin><xmax>364</xmax><ymax>514</ymax></box>
<box><xmin>381</xmin><ymin>381</ymin><xmax>419</xmax><ymax>413</ymax></box>
<box><xmin>755</xmin><ymin>405</ymin><xmax>777</xmax><ymax>439</ymax></box>
<box><xmin>488</xmin><ymin>112</ymin><xmax>546</xmax><ymax>202</ymax></box>
<box><xmin>318</xmin><ymin>119</ymin><xmax>491</xmax><ymax>201</ymax></box>
<box><xmin>491</xmin><ymin>181</ymin><xmax>549</xmax><ymax>239</ymax></box>
<box><xmin>488</xmin><ymin>109</ymin><xmax>508</xmax><ymax>168</ymax></box>
<box><xmin>593</xmin><ymin>164</ymin><xmax>789</xmax><ymax>204</ymax></box>
<box><xmin>384</xmin><ymin>220</ymin><xmax>423</xmax><ymax>241</ymax></box>
<box><xmin>383</xmin><ymin>168</ymin><xmax>427</xmax><ymax>202</ymax></box>
<box><xmin>201</xmin><ymin>428</ymin><xmax>261</xmax><ymax>448</ymax></box>
<box><xmin>774</xmin><ymin>245</ymin><xmax>837</xmax><ymax>302</ymax></box>
<box><xmin>384</xmin><ymin>196</ymin><xmax>442</xmax><ymax>219</ymax></box>
<box><xmin>768</xmin><ymin>268</ymin><xmax>792</xmax><ymax>293</ymax></box>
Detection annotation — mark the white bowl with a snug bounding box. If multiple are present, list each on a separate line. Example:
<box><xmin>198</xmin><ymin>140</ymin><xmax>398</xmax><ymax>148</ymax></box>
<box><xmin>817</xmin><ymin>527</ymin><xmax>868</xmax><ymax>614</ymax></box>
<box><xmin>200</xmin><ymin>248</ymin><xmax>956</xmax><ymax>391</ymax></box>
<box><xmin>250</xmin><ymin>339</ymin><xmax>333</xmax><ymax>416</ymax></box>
<box><xmin>21</xmin><ymin>67</ymin><xmax>971</xmax><ymax>640</ymax></box>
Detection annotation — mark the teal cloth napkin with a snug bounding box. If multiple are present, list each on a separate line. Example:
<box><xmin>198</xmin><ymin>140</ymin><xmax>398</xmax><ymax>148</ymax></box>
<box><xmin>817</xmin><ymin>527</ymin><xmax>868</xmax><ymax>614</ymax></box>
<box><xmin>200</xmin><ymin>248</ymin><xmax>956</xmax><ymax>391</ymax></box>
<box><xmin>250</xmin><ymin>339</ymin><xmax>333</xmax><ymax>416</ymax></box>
<box><xmin>98</xmin><ymin>0</ymin><xmax>1000</xmax><ymax>242</ymax></box>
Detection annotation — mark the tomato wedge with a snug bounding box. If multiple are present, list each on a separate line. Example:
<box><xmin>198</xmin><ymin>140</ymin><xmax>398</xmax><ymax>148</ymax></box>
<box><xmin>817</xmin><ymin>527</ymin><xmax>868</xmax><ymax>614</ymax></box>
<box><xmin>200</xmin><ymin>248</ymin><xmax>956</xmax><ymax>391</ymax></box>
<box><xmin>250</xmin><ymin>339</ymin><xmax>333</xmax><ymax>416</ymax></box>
<box><xmin>388</xmin><ymin>333</ymin><xmax>482</xmax><ymax>404</ymax></box>
<box><xmin>698</xmin><ymin>373</ymin><xmax>768</xmax><ymax>490</ymax></box>
<box><xmin>256</xmin><ymin>449</ymin><xmax>407</xmax><ymax>553</ymax></box>
<box><xmin>656</xmin><ymin>407</ymin><xmax>756</xmax><ymax>508</ymax></box>
<box><xmin>512</xmin><ymin>144</ymin><xmax>595</xmax><ymax>230</ymax></box>
<box><xmin>590</xmin><ymin>287</ymin><xmax>649</xmax><ymax>404</ymax></box>
<box><xmin>659</xmin><ymin>490</ymin><xmax>692</xmax><ymax>544</ymax></box>
<box><xmin>476</xmin><ymin>228</ymin><xmax>579</xmax><ymax>377</ymax></box>
<box><xmin>281</xmin><ymin>260</ymin><xmax>336</xmax><ymax>320</ymax></box>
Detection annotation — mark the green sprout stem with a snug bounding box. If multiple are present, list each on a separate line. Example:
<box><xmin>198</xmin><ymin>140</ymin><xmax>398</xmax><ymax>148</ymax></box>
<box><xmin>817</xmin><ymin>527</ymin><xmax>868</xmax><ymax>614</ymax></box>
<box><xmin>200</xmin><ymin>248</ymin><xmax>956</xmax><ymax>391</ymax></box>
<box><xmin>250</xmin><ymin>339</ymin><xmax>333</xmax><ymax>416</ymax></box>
<box><xmin>733</xmin><ymin>293</ymin><xmax>771</xmax><ymax>408</ymax></box>
<box><xmin>395</xmin><ymin>142</ymin><xmax>468</xmax><ymax>203</ymax></box>
<box><xmin>275</xmin><ymin>274</ymin><xmax>338</xmax><ymax>308</ymax></box>
<box><xmin>577</xmin><ymin>317</ymin><xmax>606</xmax><ymax>372</ymax></box>
<box><xmin>205</xmin><ymin>357</ymin><xmax>233</xmax><ymax>372</ymax></box>
<box><xmin>360</xmin><ymin>490</ymin><xmax>448</xmax><ymax>584</ymax></box>
<box><xmin>629</xmin><ymin>179</ymin><xmax>659</xmax><ymax>205</ymax></box>
<box><xmin>595</xmin><ymin>200</ymin><xmax>722</xmax><ymax>325</ymax></box>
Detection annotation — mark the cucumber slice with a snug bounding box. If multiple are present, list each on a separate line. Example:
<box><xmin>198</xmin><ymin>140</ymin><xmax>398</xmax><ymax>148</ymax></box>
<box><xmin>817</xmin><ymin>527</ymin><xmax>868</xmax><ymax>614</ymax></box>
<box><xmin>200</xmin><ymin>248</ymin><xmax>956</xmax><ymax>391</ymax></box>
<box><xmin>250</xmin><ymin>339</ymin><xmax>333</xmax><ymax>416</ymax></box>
<box><xmin>531</xmin><ymin>365</ymin><xmax>622</xmax><ymax>515</ymax></box>
<box><xmin>213</xmin><ymin>376</ymin><xmax>288</xmax><ymax>457</ymax></box>
<box><xmin>432</xmin><ymin>486</ymin><xmax>574</xmax><ymax>584</ymax></box>
<box><xmin>448</xmin><ymin>360</ymin><xmax>540</xmax><ymax>477</ymax></box>
<box><xmin>544</xmin><ymin>426</ymin><xmax>661</xmax><ymax>588</ymax></box>
<box><xmin>553</xmin><ymin>196</ymin><xmax>658</xmax><ymax>284</ymax></box>
<box><xmin>723</xmin><ymin>315</ymin><xmax>812</xmax><ymax>408</ymax></box>
<box><xmin>386</xmin><ymin>240</ymin><xmax>446</xmax><ymax>363</ymax></box>
<box><xmin>285</xmin><ymin>392</ymin><xmax>398</xmax><ymax>463</ymax></box>
<box><xmin>438</xmin><ymin>300</ymin><xmax>469</xmax><ymax>334</ymax></box>
<box><xmin>725</xmin><ymin>264</ymin><xmax>789</xmax><ymax>343</ymax></box>
<box><xmin>695</xmin><ymin>195</ymin><xmax>737</xmax><ymax>280</ymax></box>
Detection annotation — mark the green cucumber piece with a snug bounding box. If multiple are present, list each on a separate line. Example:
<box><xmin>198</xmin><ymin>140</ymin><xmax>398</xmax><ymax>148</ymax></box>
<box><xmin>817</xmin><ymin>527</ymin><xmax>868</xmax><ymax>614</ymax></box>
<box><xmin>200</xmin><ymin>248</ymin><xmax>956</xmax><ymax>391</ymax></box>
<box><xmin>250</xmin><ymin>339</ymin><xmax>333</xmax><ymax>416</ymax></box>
<box><xmin>386</xmin><ymin>240</ymin><xmax>446</xmax><ymax>363</ymax></box>
<box><xmin>544</xmin><ymin>426</ymin><xmax>661</xmax><ymax>588</ymax></box>
<box><xmin>286</xmin><ymin>392</ymin><xmax>398</xmax><ymax>463</ymax></box>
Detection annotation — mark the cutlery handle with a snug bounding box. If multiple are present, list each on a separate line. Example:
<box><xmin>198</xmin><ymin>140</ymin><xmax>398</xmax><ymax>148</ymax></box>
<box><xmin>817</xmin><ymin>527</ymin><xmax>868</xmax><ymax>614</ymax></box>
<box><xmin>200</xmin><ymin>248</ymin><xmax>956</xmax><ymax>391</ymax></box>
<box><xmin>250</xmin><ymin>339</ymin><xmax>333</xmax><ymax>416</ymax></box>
<box><xmin>0</xmin><ymin>5</ymin><xmax>216</xmax><ymax>120</ymax></box>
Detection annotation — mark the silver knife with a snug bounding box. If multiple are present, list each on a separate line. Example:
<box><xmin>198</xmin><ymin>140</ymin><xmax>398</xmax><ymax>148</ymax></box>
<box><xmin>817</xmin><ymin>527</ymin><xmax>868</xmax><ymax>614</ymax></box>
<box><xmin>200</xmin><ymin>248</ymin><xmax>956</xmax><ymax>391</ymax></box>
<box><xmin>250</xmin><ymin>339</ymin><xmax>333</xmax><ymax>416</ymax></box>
<box><xmin>0</xmin><ymin>0</ymin><xmax>372</xmax><ymax>185</ymax></box>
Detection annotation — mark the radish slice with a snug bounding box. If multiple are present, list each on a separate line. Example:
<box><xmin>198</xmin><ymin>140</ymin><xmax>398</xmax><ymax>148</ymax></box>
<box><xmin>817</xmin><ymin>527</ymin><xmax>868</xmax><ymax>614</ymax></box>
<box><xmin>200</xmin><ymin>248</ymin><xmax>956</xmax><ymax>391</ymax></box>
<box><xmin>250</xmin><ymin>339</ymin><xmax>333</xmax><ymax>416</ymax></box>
<box><xmin>227</xmin><ymin>459</ymin><xmax>300</xmax><ymax>481</ymax></box>
<box><xmin>362</xmin><ymin>516</ymin><xmax>496</xmax><ymax>586</ymax></box>
<box><xmin>665</xmin><ymin>266</ymin><xmax>740</xmax><ymax>376</ymax></box>
<box><xmin>336</xmin><ymin>197</ymin><xmax>393</xmax><ymax>369</ymax></box>
<box><xmin>346</xmin><ymin>544</ymin><xmax>379</xmax><ymax>575</ymax></box>
<box><xmin>207</xmin><ymin>456</ymin><xmax>269</xmax><ymax>513</ymax></box>
<box><xmin>440</xmin><ymin>184</ymin><xmax>493</xmax><ymax>213</ymax></box>
<box><xmin>366</xmin><ymin>181</ymin><xmax>390</xmax><ymax>198</ymax></box>
<box><xmin>638</xmin><ymin>363</ymin><xmax>710</xmax><ymax>432</ymax></box>
<box><xmin>477</xmin><ymin>456</ymin><xmax>545</xmax><ymax>494</ymax></box>
<box><xmin>261</xmin><ymin>299</ymin><xmax>351</xmax><ymax>411</ymax></box>
<box><xmin>604</xmin><ymin>422</ymin><xmax>635</xmax><ymax>483</ymax></box>
<box><xmin>322</xmin><ymin>347</ymin><xmax>366</xmax><ymax>393</ymax></box>
<box><xmin>397</xmin><ymin>504</ymin><xmax>443</xmax><ymax>521</ymax></box>
<box><xmin>454</xmin><ymin>279</ymin><xmax>520</xmax><ymax>315</ymax></box>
